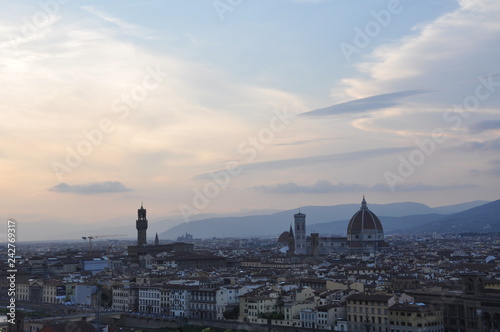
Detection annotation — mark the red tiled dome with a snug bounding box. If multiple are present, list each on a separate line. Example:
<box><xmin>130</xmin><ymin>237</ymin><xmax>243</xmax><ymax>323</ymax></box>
<box><xmin>347</xmin><ymin>197</ymin><xmax>384</xmax><ymax>241</ymax></box>
<box><xmin>278</xmin><ymin>231</ymin><xmax>291</xmax><ymax>243</ymax></box>
<box><xmin>347</xmin><ymin>208</ymin><xmax>383</xmax><ymax>232</ymax></box>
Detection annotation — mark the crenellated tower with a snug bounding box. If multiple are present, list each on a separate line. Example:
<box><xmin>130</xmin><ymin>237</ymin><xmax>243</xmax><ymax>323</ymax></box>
<box><xmin>136</xmin><ymin>203</ymin><xmax>148</xmax><ymax>246</ymax></box>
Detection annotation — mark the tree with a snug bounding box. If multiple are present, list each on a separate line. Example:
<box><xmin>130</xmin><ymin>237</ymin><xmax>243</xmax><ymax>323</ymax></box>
<box><xmin>223</xmin><ymin>306</ymin><xmax>239</xmax><ymax>320</ymax></box>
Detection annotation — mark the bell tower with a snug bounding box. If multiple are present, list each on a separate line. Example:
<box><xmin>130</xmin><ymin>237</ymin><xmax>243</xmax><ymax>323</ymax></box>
<box><xmin>294</xmin><ymin>211</ymin><xmax>306</xmax><ymax>255</ymax></box>
<box><xmin>136</xmin><ymin>203</ymin><xmax>148</xmax><ymax>246</ymax></box>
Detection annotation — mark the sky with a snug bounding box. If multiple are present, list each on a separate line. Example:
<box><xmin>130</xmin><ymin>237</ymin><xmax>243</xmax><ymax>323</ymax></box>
<box><xmin>1</xmin><ymin>0</ymin><xmax>500</xmax><ymax>233</ymax></box>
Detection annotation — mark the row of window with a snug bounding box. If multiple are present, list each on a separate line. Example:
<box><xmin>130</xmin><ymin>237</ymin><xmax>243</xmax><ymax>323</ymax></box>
<box><xmin>391</xmin><ymin>311</ymin><xmax>441</xmax><ymax>317</ymax></box>
<box><xmin>389</xmin><ymin>320</ymin><xmax>443</xmax><ymax>327</ymax></box>
<box><xmin>350</xmin><ymin>300</ymin><xmax>386</xmax><ymax>306</ymax></box>
<box><xmin>390</xmin><ymin>329</ymin><xmax>444</xmax><ymax>332</ymax></box>
<box><xmin>348</xmin><ymin>314</ymin><xmax>387</xmax><ymax>325</ymax></box>
<box><xmin>349</xmin><ymin>307</ymin><xmax>387</xmax><ymax>314</ymax></box>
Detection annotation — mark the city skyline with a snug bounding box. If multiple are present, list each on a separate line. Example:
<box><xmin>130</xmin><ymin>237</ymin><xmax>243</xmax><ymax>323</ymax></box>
<box><xmin>2</xmin><ymin>0</ymin><xmax>500</xmax><ymax>230</ymax></box>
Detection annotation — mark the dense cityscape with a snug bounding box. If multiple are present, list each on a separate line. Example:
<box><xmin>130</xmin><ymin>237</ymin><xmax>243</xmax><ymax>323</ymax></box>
<box><xmin>4</xmin><ymin>0</ymin><xmax>500</xmax><ymax>332</ymax></box>
<box><xmin>2</xmin><ymin>200</ymin><xmax>499</xmax><ymax>332</ymax></box>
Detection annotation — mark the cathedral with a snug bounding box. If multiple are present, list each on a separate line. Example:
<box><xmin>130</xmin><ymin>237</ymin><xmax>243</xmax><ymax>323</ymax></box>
<box><xmin>278</xmin><ymin>197</ymin><xmax>389</xmax><ymax>256</ymax></box>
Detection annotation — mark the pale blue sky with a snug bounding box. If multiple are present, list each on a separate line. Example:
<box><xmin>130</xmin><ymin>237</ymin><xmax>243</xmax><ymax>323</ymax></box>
<box><xmin>1</xmin><ymin>0</ymin><xmax>499</xmax><ymax>232</ymax></box>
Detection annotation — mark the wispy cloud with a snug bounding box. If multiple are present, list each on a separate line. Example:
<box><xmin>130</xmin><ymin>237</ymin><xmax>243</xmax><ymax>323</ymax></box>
<box><xmin>273</xmin><ymin>137</ymin><xmax>346</xmax><ymax>146</ymax></box>
<box><xmin>49</xmin><ymin>181</ymin><xmax>131</xmax><ymax>194</ymax></box>
<box><xmin>254</xmin><ymin>180</ymin><xmax>479</xmax><ymax>194</ymax></box>
<box><xmin>334</xmin><ymin>0</ymin><xmax>500</xmax><ymax>111</ymax></box>
<box><xmin>459</xmin><ymin>137</ymin><xmax>500</xmax><ymax>151</ymax></box>
<box><xmin>301</xmin><ymin>90</ymin><xmax>430</xmax><ymax>117</ymax></box>
<box><xmin>469</xmin><ymin>159</ymin><xmax>500</xmax><ymax>177</ymax></box>
<box><xmin>81</xmin><ymin>5</ymin><xmax>156</xmax><ymax>39</ymax></box>
<box><xmin>469</xmin><ymin>120</ymin><xmax>500</xmax><ymax>133</ymax></box>
<box><xmin>194</xmin><ymin>146</ymin><xmax>412</xmax><ymax>180</ymax></box>
<box><xmin>255</xmin><ymin>180</ymin><xmax>367</xmax><ymax>194</ymax></box>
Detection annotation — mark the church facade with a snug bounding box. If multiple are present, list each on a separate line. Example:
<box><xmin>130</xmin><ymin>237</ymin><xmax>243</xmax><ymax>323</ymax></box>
<box><xmin>278</xmin><ymin>197</ymin><xmax>389</xmax><ymax>256</ymax></box>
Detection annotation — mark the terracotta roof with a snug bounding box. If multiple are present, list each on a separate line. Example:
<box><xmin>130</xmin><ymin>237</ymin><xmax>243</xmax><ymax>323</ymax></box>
<box><xmin>347</xmin><ymin>293</ymin><xmax>393</xmax><ymax>302</ymax></box>
<box><xmin>278</xmin><ymin>231</ymin><xmax>291</xmax><ymax>243</ymax></box>
<box><xmin>347</xmin><ymin>197</ymin><xmax>383</xmax><ymax>234</ymax></box>
<box><xmin>389</xmin><ymin>303</ymin><xmax>441</xmax><ymax>312</ymax></box>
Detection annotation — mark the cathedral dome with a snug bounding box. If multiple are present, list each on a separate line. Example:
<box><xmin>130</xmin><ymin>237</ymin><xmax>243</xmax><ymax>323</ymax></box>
<box><xmin>278</xmin><ymin>231</ymin><xmax>291</xmax><ymax>243</ymax></box>
<box><xmin>347</xmin><ymin>197</ymin><xmax>384</xmax><ymax>242</ymax></box>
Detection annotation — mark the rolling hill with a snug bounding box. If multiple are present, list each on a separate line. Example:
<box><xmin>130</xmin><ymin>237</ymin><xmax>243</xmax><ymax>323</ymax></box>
<box><xmin>159</xmin><ymin>200</ymin><xmax>490</xmax><ymax>239</ymax></box>
<box><xmin>411</xmin><ymin>199</ymin><xmax>500</xmax><ymax>233</ymax></box>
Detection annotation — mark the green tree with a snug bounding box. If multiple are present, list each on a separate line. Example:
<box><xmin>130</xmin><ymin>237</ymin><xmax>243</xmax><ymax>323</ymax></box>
<box><xmin>223</xmin><ymin>306</ymin><xmax>239</xmax><ymax>320</ymax></box>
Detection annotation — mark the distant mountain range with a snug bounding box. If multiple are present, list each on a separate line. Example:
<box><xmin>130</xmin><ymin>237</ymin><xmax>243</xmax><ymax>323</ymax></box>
<box><xmin>160</xmin><ymin>200</ymin><xmax>495</xmax><ymax>239</ymax></box>
<box><xmin>410</xmin><ymin>199</ymin><xmax>500</xmax><ymax>233</ymax></box>
<box><xmin>11</xmin><ymin>200</ymin><xmax>498</xmax><ymax>242</ymax></box>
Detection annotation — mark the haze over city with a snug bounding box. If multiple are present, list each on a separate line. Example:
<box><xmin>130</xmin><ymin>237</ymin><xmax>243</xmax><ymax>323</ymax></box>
<box><xmin>2</xmin><ymin>0</ymin><xmax>500</xmax><ymax>236</ymax></box>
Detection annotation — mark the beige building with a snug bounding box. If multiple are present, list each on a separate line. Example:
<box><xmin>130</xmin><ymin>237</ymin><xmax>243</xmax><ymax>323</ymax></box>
<box><xmin>112</xmin><ymin>282</ymin><xmax>138</xmax><ymax>312</ymax></box>
<box><xmin>388</xmin><ymin>303</ymin><xmax>444</xmax><ymax>332</ymax></box>
<box><xmin>16</xmin><ymin>282</ymin><xmax>30</xmax><ymax>301</ymax></box>
<box><xmin>346</xmin><ymin>293</ymin><xmax>414</xmax><ymax>332</ymax></box>
<box><xmin>240</xmin><ymin>294</ymin><xmax>280</xmax><ymax>323</ymax></box>
<box><xmin>16</xmin><ymin>279</ymin><xmax>65</xmax><ymax>304</ymax></box>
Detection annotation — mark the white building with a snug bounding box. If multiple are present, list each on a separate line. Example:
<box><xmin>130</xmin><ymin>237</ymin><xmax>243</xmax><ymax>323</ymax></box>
<box><xmin>300</xmin><ymin>304</ymin><xmax>347</xmax><ymax>331</ymax></box>
<box><xmin>166</xmin><ymin>285</ymin><xmax>194</xmax><ymax>318</ymax></box>
<box><xmin>138</xmin><ymin>286</ymin><xmax>161</xmax><ymax>314</ymax></box>
<box><xmin>216</xmin><ymin>286</ymin><xmax>251</xmax><ymax>319</ymax></box>
<box><xmin>72</xmin><ymin>284</ymin><xmax>97</xmax><ymax>307</ymax></box>
<box><xmin>82</xmin><ymin>257</ymin><xmax>110</xmax><ymax>273</ymax></box>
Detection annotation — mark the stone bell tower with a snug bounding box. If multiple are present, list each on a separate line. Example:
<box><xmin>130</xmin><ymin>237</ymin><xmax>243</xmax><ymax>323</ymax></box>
<box><xmin>136</xmin><ymin>203</ymin><xmax>148</xmax><ymax>246</ymax></box>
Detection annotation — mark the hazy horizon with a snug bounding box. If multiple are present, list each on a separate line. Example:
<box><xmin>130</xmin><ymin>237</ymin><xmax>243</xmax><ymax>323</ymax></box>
<box><xmin>7</xmin><ymin>198</ymin><xmax>495</xmax><ymax>242</ymax></box>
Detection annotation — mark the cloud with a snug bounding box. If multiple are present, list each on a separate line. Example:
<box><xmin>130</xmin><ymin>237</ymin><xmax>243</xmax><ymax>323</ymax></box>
<box><xmin>255</xmin><ymin>180</ymin><xmax>367</xmax><ymax>194</ymax></box>
<box><xmin>459</xmin><ymin>137</ymin><xmax>500</xmax><ymax>151</ymax></box>
<box><xmin>301</xmin><ymin>89</ymin><xmax>431</xmax><ymax>117</ymax></box>
<box><xmin>81</xmin><ymin>5</ymin><xmax>156</xmax><ymax>39</ymax></box>
<box><xmin>469</xmin><ymin>159</ymin><xmax>500</xmax><ymax>177</ymax></box>
<box><xmin>254</xmin><ymin>180</ymin><xmax>479</xmax><ymax>194</ymax></box>
<box><xmin>469</xmin><ymin>168</ymin><xmax>500</xmax><ymax>177</ymax></box>
<box><xmin>194</xmin><ymin>146</ymin><xmax>412</xmax><ymax>180</ymax></box>
<box><xmin>273</xmin><ymin>137</ymin><xmax>346</xmax><ymax>146</ymax></box>
<box><xmin>469</xmin><ymin>120</ymin><xmax>500</xmax><ymax>133</ymax></box>
<box><xmin>333</xmin><ymin>0</ymin><xmax>500</xmax><ymax>122</ymax></box>
<box><xmin>49</xmin><ymin>181</ymin><xmax>131</xmax><ymax>194</ymax></box>
<box><xmin>390</xmin><ymin>183</ymin><xmax>480</xmax><ymax>192</ymax></box>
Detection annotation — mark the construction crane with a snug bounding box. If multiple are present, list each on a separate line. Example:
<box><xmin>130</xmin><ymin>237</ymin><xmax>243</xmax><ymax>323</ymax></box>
<box><xmin>82</xmin><ymin>234</ymin><xmax>127</xmax><ymax>254</ymax></box>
